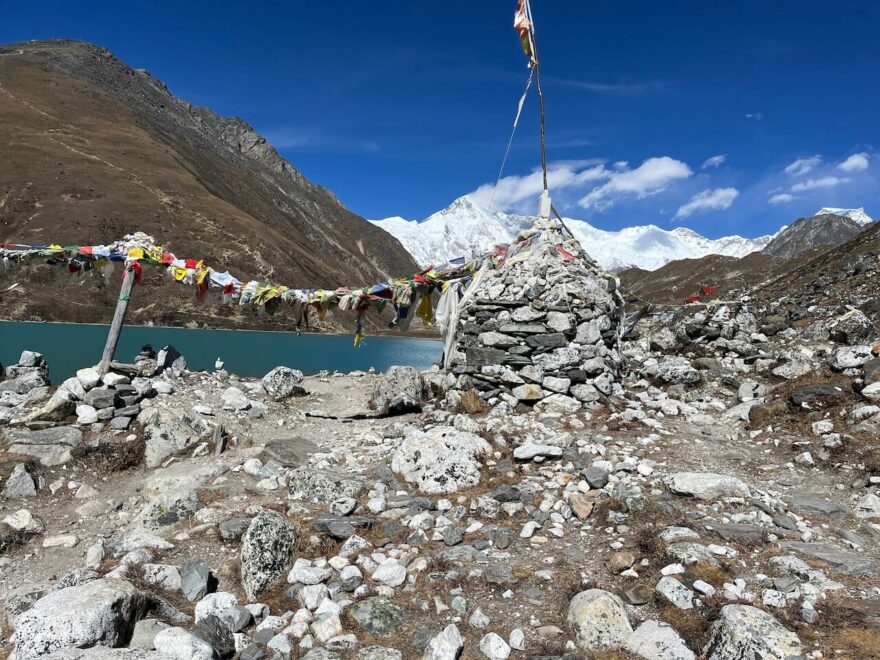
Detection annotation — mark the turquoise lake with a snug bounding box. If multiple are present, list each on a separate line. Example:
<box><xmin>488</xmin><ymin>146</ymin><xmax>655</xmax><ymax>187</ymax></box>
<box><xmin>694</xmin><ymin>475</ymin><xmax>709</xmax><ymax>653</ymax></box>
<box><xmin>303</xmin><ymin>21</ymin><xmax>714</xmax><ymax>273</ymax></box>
<box><xmin>0</xmin><ymin>321</ymin><xmax>442</xmax><ymax>383</ymax></box>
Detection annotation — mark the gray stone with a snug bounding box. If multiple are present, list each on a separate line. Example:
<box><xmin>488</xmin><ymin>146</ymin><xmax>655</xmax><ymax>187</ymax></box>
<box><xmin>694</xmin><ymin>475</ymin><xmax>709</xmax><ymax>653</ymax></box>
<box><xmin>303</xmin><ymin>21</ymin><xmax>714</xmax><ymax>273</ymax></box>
<box><xmin>287</xmin><ymin>466</ymin><xmax>364</xmax><ymax>504</ymax></box>
<box><xmin>703</xmin><ymin>604</ymin><xmax>802</xmax><ymax>660</ymax></box>
<box><xmin>779</xmin><ymin>541</ymin><xmax>878</xmax><ymax>575</ymax></box>
<box><xmin>391</xmin><ymin>426</ymin><xmax>491</xmax><ymax>494</ymax></box>
<box><xmin>356</xmin><ymin>647</ymin><xmax>403</xmax><ymax>660</ymax></box>
<box><xmin>787</xmin><ymin>492</ymin><xmax>845</xmax><ymax>517</ymax></box>
<box><xmin>625</xmin><ymin>620</ymin><xmax>695</xmax><ymax>660</ymax></box>
<box><xmin>513</xmin><ymin>443</ymin><xmax>563</xmax><ymax>461</ymax></box>
<box><xmin>2</xmin><ymin>463</ymin><xmax>37</xmax><ymax>497</ymax></box>
<box><xmin>180</xmin><ymin>558</ymin><xmax>214</xmax><ymax>602</ymax></box>
<box><xmin>240</xmin><ymin>510</ymin><xmax>296</xmax><ymax>600</ymax></box>
<box><xmin>643</xmin><ymin>357</ymin><xmax>700</xmax><ymax>385</ymax></box>
<box><xmin>153</xmin><ymin>627</ymin><xmax>215</xmax><ymax>660</ymax></box>
<box><xmin>566</xmin><ymin>589</ymin><xmax>633</xmax><ymax>651</ymax></box>
<box><xmin>11</xmin><ymin>579</ymin><xmax>149</xmax><ymax>659</ymax></box>
<box><xmin>349</xmin><ymin>597</ymin><xmax>405</xmax><ymax>635</ymax></box>
<box><xmin>84</xmin><ymin>387</ymin><xmax>117</xmax><ymax>409</ymax></box>
<box><xmin>665</xmin><ymin>472</ymin><xmax>751</xmax><ymax>500</ymax></box>
<box><xmin>261</xmin><ymin>366</ymin><xmax>305</xmax><ymax>400</ymax></box>
<box><xmin>192</xmin><ymin>613</ymin><xmax>235</xmax><ymax>658</ymax></box>
<box><xmin>656</xmin><ymin>576</ymin><xmax>694</xmax><ymax>610</ymax></box>
<box><xmin>583</xmin><ymin>466</ymin><xmax>609</xmax><ymax>489</ymax></box>
<box><xmin>370</xmin><ymin>366</ymin><xmax>424</xmax><ymax>415</ymax></box>
<box><xmin>6</xmin><ymin>426</ymin><xmax>84</xmax><ymax>466</ymax></box>
<box><xmin>128</xmin><ymin>489</ymin><xmax>198</xmax><ymax>533</ymax></box>
<box><xmin>129</xmin><ymin>618</ymin><xmax>169</xmax><ymax>649</ymax></box>
<box><xmin>221</xmin><ymin>386</ymin><xmax>250</xmax><ymax>411</ymax></box>
<box><xmin>139</xmin><ymin>407</ymin><xmax>207</xmax><ymax>468</ymax></box>
<box><xmin>219</xmin><ymin>517</ymin><xmax>251</xmax><ymax>541</ymax></box>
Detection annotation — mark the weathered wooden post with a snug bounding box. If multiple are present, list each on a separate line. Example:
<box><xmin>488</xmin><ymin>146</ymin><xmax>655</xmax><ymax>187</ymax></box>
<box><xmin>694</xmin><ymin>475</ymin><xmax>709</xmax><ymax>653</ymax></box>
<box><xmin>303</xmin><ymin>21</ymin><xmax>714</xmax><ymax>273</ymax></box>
<box><xmin>97</xmin><ymin>263</ymin><xmax>136</xmax><ymax>375</ymax></box>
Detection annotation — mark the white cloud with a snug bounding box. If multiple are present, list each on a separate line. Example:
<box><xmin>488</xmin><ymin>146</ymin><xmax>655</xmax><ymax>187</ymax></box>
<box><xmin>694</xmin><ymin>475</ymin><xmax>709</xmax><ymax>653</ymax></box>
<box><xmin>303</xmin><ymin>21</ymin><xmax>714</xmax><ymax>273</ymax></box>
<box><xmin>745</xmin><ymin>112</ymin><xmax>763</xmax><ymax>120</ymax></box>
<box><xmin>784</xmin><ymin>155</ymin><xmax>822</xmax><ymax>177</ymax></box>
<box><xmin>578</xmin><ymin>157</ymin><xmax>692</xmax><ymax>211</ymax></box>
<box><xmin>838</xmin><ymin>152</ymin><xmax>870</xmax><ymax>172</ymax></box>
<box><xmin>790</xmin><ymin>176</ymin><xmax>848</xmax><ymax>193</ymax></box>
<box><xmin>674</xmin><ymin>187</ymin><xmax>739</xmax><ymax>219</ymax></box>
<box><xmin>470</xmin><ymin>161</ymin><xmax>609</xmax><ymax>210</ymax></box>
<box><xmin>701</xmin><ymin>154</ymin><xmax>726</xmax><ymax>169</ymax></box>
<box><xmin>769</xmin><ymin>193</ymin><xmax>795</xmax><ymax>204</ymax></box>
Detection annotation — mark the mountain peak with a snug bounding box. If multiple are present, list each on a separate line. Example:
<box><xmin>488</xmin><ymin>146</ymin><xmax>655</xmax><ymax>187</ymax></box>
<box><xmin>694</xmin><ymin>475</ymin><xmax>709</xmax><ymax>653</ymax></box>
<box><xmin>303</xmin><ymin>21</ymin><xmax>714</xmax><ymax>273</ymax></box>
<box><xmin>373</xmin><ymin>199</ymin><xmax>771</xmax><ymax>272</ymax></box>
<box><xmin>814</xmin><ymin>207</ymin><xmax>873</xmax><ymax>225</ymax></box>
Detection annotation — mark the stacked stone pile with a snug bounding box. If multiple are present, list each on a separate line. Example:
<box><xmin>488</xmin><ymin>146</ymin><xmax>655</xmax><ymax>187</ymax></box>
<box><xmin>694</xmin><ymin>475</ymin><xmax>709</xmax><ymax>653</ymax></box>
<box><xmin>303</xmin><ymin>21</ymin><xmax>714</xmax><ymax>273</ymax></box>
<box><xmin>445</xmin><ymin>220</ymin><xmax>625</xmax><ymax>410</ymax></box>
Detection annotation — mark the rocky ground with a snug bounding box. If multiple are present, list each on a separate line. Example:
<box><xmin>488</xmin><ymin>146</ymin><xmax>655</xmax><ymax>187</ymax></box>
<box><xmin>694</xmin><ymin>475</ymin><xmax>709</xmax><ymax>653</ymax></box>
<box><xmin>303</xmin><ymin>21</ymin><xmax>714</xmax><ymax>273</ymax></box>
<box><xmin>1</xmin><ymin>285</ymin><xmax>880</xmax><ymax>659</ymax></box>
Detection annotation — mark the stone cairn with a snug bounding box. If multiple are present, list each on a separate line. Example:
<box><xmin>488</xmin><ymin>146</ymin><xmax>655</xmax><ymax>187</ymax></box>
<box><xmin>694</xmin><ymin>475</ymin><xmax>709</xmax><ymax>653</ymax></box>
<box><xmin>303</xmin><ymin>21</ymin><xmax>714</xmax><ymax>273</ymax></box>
<box><xmin>445</xmin><ymin>218</ymin><xmax>626</xmax><ymax>411</ymax></box>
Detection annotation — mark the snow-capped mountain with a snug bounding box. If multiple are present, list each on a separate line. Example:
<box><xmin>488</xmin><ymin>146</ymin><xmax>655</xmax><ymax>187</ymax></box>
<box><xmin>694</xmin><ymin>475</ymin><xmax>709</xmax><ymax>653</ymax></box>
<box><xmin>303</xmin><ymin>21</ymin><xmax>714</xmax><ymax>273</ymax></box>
<box><xmin>814</xmin><ymin>207</ymin><xmax>874</xmax><ymax>226</ymax></box>
<box><xmin>371</xmin><ymin>195</ymin><xmax>774</xmax><ymax>272</ymax></box>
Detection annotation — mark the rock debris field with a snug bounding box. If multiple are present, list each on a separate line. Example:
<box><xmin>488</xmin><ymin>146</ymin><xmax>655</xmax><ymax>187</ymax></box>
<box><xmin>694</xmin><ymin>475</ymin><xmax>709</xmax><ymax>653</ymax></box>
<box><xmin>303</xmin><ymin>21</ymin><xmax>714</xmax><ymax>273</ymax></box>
<box><xmin>1</xmin><ymin>290</ymin><xmax>880</xmax><ymax>659</ymax></box>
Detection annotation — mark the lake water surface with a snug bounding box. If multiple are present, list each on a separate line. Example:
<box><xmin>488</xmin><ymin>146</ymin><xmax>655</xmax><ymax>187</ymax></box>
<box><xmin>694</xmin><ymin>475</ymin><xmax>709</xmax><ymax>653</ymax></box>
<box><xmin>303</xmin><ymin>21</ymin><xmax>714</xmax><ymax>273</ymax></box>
<box><xmin>0</xmin><ymin>321</ymin><xmax>442</xmax><ymax>382</ymax></box>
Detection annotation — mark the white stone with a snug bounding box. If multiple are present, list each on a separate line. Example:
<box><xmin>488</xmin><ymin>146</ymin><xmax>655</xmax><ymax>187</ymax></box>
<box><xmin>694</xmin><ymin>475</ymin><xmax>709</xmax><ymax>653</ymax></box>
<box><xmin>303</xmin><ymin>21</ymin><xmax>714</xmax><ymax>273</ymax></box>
<box><xmin>704</xmin><ymin>604</ymin><xmax>803</xmax><ymax>660</ymax></box>
<box><xmin>76</xmin><ymin>367</ymin><xmax>102</xmax><ymax>390</ymax></box>
<box><xmin>391</xmin><ymin>426</ymin><xmax>491</xmax><ymax>494</ymax></box>
<box><xmin>423</xmin><ymin>624</ymin><xmax>464</xmax><ymax>660</ymax></box>
<box><xmin>479</xmin><ymin>631</ymin><xmax>512</xmax><ymax>659</ymax></box>
<box><xmin>372</xmin><ymin>558</ymin><xmax>406</xmax><ymax>587</ymax></box>
<box><xmin>656</xmin><ymin>576</ymin><xmax>694</xmax><ymax>610</ymax></box>
<box><xmin>665</xmin><ymin>472</ymin><xmax>751</xmax><ymax>500</ymax></box>
<box><xmin>566</xmin><ymin>589</ymin><xmax>633</xmax><ymax>651</ymax></box>
<box><xmin>154</xmin><ymin>626</ymin><xmax>216</xmax><ymax>659</ymax></box>
<box><xmin>625</xmin><ymin>619</ymin><xmax>695</xmax><ymax>660</ymax></box>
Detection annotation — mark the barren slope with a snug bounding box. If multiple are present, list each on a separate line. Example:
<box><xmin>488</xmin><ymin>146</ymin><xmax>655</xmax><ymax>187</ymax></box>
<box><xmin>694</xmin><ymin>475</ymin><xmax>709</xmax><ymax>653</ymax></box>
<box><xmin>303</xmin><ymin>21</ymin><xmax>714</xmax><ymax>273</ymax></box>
<box><xmin>0</xmin><ymin>40</ymin><xmax>418</xmax><ymax>328</ymax></box>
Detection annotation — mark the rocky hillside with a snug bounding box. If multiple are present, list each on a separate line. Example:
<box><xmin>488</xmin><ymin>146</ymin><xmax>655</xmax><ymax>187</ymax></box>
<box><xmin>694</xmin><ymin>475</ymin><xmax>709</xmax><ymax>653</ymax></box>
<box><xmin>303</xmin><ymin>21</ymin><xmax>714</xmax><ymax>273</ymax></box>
<box><xmin>1</xmin><ymin>247</ymin><xmax>879</xmax><ymax>657</ymax></box>
<box><xmin>0</xmin><ymin>40</ymin><xmax>417</xmax><ymax>328</ymax></box>
<box><xmin>763</xmin><ymin>211</ymin><xmax>868</xmax><ymax>258</ymax></box>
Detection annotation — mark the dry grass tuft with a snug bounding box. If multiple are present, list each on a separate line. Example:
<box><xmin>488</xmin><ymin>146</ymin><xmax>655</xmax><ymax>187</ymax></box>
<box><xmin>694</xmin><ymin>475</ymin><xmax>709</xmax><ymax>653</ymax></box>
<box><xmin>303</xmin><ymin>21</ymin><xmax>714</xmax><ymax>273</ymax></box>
<box><xmin>828</xmin><ymin>628</ymin><xmax>880</xmax><ymax>657</ymax></box>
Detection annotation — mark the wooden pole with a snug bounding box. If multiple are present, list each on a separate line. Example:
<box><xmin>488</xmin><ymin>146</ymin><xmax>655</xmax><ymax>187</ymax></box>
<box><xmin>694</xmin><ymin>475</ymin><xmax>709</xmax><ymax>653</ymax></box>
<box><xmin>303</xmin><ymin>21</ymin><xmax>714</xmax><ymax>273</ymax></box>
<box><xmin>98</xmin><ymin>264</ymin><xmax>135</xmax><ymax>375</ymax></box>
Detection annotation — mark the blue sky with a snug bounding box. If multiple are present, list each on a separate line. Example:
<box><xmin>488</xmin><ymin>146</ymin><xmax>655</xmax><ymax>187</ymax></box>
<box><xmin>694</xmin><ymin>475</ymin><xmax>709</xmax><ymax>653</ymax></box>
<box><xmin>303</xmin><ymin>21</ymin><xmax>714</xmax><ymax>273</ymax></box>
<box><xmin>1</xmin><ymin>1</ymin><xmax>877</xmax><ymax>238</ymax></box>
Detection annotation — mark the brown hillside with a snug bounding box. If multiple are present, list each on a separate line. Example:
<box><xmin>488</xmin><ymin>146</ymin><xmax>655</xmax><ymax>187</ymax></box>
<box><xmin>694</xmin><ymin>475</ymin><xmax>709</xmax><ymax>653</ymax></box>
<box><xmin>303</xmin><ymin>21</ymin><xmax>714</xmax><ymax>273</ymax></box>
<box><xmin>0</xmin><ymin>40</ymin><xmax>419</xmax><ymax>329</ymax></box>
<box><xmin>620</xmin><ymin>251</ymin><xmax>789</xmax><ymax>305</ymax></box>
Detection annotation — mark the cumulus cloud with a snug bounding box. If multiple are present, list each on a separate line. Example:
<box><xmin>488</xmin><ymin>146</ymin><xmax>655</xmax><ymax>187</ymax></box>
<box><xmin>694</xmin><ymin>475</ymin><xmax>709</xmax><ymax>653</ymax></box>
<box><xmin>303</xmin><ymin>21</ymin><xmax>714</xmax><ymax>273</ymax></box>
<box><xmin>790</xmin><ymin>176</ymin><xmax>848</xmax><ymax>193</ymax></box>
<box><xmin>784</xmin><ymin>155</ymin><xmax>822</xmax><ymax>177</ymax></box>
<box><xmin>701</xmin><ymin>154</ymin><xmax>726</xmax><ymax>169</ymax></box>
<box><xmin>838</xmin><ymin>152</ymin><xmax>870</xmax><ymax>172</ymax></box>
<box><xmin>674</xmin><ymin>187</ymin><xmax>739</xmax><ymax>219</ymax></box>
<box><xmin>470</xmin><ymin>161</ymin><xmax>609</xmax><ymax>210</ymax></box>
<box><xmin>578</xmin><ymin>157</ymin><xmax>692</xmax><ymax>211</ymax></box>
<box><xmin>769</xmin><ymin>193</ymin><xmax>795</xmax><ymax>204</ymax></box>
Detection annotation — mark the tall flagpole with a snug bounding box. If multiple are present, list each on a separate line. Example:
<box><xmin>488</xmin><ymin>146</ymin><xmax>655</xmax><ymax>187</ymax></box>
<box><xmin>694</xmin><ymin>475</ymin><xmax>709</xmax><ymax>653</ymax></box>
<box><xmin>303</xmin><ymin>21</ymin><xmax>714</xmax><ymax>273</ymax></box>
<box><xmin>525</xmin><ymin>0</ymin><xmax>548</xmax><ymax>196</ymax></box>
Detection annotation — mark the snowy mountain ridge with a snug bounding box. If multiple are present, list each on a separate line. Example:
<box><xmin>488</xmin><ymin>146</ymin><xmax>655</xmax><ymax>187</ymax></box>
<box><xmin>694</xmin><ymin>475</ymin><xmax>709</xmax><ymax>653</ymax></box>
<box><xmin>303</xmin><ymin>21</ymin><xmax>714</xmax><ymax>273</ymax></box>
<box><xmin>371</xmin><ymin>195</ymin><xmax>775</xmax><ymax>272</ymax></box>
<box><xmin>814</xmin><ymin>207</ymin><xmax>874</xmax><ymax>226</ymax></box>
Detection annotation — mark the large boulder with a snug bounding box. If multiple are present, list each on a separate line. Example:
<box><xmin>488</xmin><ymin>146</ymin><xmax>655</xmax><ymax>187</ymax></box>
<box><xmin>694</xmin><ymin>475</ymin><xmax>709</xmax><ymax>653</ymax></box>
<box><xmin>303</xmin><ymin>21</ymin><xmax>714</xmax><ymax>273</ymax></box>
<box><xmin>665</xmin><ymin>472</ymin><xmax>751</xmax><ymax>500</ymax></box>
<box><xmin>642</xmin><ymin>357</ymin><xmax>700</xmax><ymax>386</ymax></box>
<box><xmin>5</xmin><ymin>426</ymin><xmax>84</xmax><ymax>466</ymax></box>
<box><xmin>11</xmin><ymin>579</ymin><xmax>149</xmax><ymax>659</ymax></box>
<box><xmin>240</xmin><ymin>511</ymin><xmax>296</xmax><ymax>600</ymax></box>
<box><xmin>138</xmin><ymin>407</ymin><xmax>209</xmax><ymax>468</ymax></box>
<box><xmin>625</xmin><ymin>620</ymin><xmax>695</xmax><ymax>660</ymax></box>
<box><xmin>703</xmin><ymin>605</ymin><xmax>802</xmax><ymax>660</ymax></box>
<box><xmin>391</xmin><ymin>426</ymin><xmax>491</xmax><ymax>494</ymax></box>
<box><xmin>566</xmin><ymin>588</ymin><xmax>633</xmax><ymax>651</ymax></box>
<box><xmin>370</xmin><ymin>366</ymin><xmax>424</xmax><ymax>416</ymax></box>
<box><xmin>261</xmin><ymin>366</ymin><xmax>306</xmax><ymax>400</ymax></box>
<box><xmin>287</xmin><ymin>467</ymin><xmax>364</xmax><ymax>504</ymax></box>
